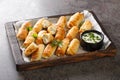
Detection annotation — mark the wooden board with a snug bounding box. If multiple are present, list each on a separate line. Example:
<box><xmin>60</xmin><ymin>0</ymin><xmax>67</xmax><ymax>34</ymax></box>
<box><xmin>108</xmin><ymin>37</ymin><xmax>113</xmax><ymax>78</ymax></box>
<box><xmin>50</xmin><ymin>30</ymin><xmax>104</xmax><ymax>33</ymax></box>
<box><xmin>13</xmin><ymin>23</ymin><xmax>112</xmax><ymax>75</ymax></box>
<box><xmin>5</xmin><ymin>11</ymin><xmax>117</xmax><ymax>71</ymax></box>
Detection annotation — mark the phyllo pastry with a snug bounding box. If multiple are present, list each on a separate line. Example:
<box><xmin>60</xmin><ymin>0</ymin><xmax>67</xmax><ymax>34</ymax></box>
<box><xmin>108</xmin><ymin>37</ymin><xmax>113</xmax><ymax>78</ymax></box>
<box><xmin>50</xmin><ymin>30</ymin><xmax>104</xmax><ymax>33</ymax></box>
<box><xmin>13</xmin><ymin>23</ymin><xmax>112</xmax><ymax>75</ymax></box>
<box><xmin>42</xmin><ymin>19</ymin><xmax>52</xmax><ymax>28</ymax></box>
<box><xmin>56</xmin><ymin>38</ymin><xmax>70</xmax><ymax>56</ymax></box>
<box><xmin>31</xmin><ymin>44</ymin><xmax>45</xmax><ymax>61</ymax></box>
<box><xmin>23</xmin><ymin>31</ymin><xmax>37</xmax><ymax>48</ymax></box>
<box><xmin>16</xmin><ymin>21</ymin><xmax>32</xmax><ymax>40</ymax></box>
<box><xmin>24</xmin><ymin>42</ymin><xmax>38</xmax><ymax>56</ymax></box>
<box><xmin>42</xmin><ymin>44</ymin><xmax>57</xmax><ymax>58</ymax></box>
<box><xmin>55</xmin><ymin>27</ymin><xmax>65</xmax><ymax>40</ymax></box>
<box><xmin>79</xmin><ymin>20</ymin><xmax>92</xmax><ymax>34</ymax></box>
<box><xmin>56</xmin><ymin>16</ymin><xmax>67</xmax><ymax>28</ymax></box>
<box><xmin>67</xmin><ymin>12</ymin><xmax>84</xmax><ymax>28</ymax></box>
<box><xmin>35</xmin><ymin>30</ymin><xmax>47</xmax><ymax>44</ymax></box>
<box><xmin>42</xmin><ymin>33</ymin><xmax>54</xmax><ymax>44</ymax></box>
<box><xmin>32</xmin><ymin>18</ymin><xmax>45</xmax><ymax>33</ymax></box>
<box><xmin>66</xmin><ymin>38</ymin><xmax>80</xmax><ymax>55</ymax></box>
<box><xmin>47</xmin><ymin>24</ymin><xmax>57</xmax><ymax>35</ymax></box>
<box><xmin>66</xmin><ymin>26</ymin><xmax>79</xmax><ymax>41</ymax></box>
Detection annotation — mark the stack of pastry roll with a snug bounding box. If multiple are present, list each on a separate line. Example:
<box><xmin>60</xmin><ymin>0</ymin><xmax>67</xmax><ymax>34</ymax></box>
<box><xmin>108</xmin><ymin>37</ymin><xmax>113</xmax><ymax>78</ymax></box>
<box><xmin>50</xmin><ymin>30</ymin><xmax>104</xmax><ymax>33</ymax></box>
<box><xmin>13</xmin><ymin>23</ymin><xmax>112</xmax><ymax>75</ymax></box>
<box><xmin>23</xmin><ymin>31</ymin><xmax>37</xmax><ymax>48</ymax></box>
<box><xmin>56</xmin><ymin>38</ymin><xmax>70</xmax><ymax>56</ymax></box>
<box><xmin>66</xmin><ymin>26</ymin><xmax>79</xmax><ymax>41</ymax></box>
<box><xmin>66</xmin><ymin>38</ymin><xmax>80</xmax><ymax>55</ymax></box>
<box><xmin>47</xmin><ymin>24</ymin><xmax>57</xmax><ymax>35</ymax></box>
<box><xmin>31</xmin><ymin>44</ymin><xmax>45</xmax><ymax>61</ymax></box>
<box><xmin>79</xmin><ymin>20</ymin><xmax>93</xmax><ymax>34</ymax></box>
<box><xmin>42</xmin><ymin>16</ymin><xmax>67</xmax><ymax>58</ymax></box>
<box><xmin>55</xmin><ymin>16</ymin><xmax>66</xmax><ymax>40</ymax></box>
<box><xmin>42</xmin><ymin>44</ymin><xmax>57</xmax><ymax>58</ymax></box>
<box><xmin>16</xmin><ymin>11</ymin><xmax>94</xmax><ymax>62</ymax></box>
<box><xmin>67</xmin><ymin>12</ymin><xmax>84</xmax><ymax>28</ymax></box>
<box><xmin>16</xmin><ymin>21</ymin><xmax>32</xmax><ymax>40</ymax></box>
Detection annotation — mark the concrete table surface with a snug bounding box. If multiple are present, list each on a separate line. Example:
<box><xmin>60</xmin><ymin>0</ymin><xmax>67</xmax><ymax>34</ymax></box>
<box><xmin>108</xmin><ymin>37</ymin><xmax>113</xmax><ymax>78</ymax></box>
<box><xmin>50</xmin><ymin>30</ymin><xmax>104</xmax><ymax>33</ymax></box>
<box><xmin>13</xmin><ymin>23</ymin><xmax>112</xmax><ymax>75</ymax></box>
<box><xmin>0</xmin><ymin>0</ymin><xmax>120</xmax><ymax>80</ymax></box>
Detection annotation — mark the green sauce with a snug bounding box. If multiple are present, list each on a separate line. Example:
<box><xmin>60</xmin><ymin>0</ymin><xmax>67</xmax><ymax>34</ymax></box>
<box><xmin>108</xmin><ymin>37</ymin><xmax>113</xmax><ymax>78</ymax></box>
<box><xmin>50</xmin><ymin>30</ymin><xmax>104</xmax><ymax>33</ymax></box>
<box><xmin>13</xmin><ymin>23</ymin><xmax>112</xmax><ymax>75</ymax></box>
<box><xmin>82</xmin><ymin>32</ymin><xmax>102</xmax><ymax>43</ymax></box>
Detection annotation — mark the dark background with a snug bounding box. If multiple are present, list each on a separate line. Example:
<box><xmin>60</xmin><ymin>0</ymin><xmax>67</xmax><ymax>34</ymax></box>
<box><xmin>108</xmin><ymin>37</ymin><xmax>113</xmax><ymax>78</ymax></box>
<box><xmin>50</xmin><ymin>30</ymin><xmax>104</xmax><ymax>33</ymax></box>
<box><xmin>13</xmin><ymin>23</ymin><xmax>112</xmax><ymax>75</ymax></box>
<box><xmin>0</xmin><ymin>0</ymin><xmax>120</xmax><ymax>80</ymax></box>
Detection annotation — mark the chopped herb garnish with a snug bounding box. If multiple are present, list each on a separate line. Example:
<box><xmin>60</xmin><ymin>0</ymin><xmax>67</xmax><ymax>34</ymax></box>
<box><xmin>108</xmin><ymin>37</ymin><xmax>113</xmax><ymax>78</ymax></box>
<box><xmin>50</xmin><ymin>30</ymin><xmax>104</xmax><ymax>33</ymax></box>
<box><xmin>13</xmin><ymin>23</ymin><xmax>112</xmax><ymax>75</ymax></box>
<box><xmin>78</xmin><ymin>20</ymin><xmax>84</xmax><ymax>29</ymax></box>
<box><xmin>27</xmin><ymin>27</ymin><xmax>33</xmax><ymax>31</ymax></box>
<box><xmin>82</xmin><ymin>32</ymin><xmax>102</xmax><ymax>43</ymax></box>
<box><xmin>51</xmin><ymin>40</ymin><xmax>62</xmax><ymax>47</ymax></box>
<box><xmin>32</xmin><ymin>33</ymin><xmax>38</xmax><ymax>39</ymax></box>
<box><xmin>96</xmin><ymin>36</ymin><xmax>101</xmax><ymax>40</ymax></box>
<box><xmin>89</xmin><ymin>32</ymin><xmax>96</xmax><ymax>43</ymax></box>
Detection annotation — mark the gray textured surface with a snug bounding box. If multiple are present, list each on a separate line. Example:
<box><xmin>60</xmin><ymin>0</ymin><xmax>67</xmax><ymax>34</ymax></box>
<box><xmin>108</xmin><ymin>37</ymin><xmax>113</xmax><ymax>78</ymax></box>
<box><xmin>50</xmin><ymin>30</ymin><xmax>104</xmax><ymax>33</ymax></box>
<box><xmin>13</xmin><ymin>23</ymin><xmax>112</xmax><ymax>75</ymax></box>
<box><xmin>0</xmin><ymin>0</ymin><xmax>120</xmax><ymax>80</ymax></box>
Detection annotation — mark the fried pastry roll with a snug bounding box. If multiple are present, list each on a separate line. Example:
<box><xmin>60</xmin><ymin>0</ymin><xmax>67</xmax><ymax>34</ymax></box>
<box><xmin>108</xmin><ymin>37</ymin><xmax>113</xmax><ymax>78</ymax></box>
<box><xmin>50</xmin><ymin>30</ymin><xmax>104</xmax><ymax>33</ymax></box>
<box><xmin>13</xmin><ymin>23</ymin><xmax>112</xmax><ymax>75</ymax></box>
<box><xmin>42</xmin><ymin>44</ymin><xmax>57</xmax><ymax>58</ymax></box>
<box><xmin>56</xmin><ymin>16</ymin><xmax>67</xmax><ymax>28</ymax></box>
<box><xmin>56</xmin><ymin>38</ymin><xmax>70</xmax><ymax>56</ymax></box>
<box><xmin>67</xmin><ymin>12</ymin><xmax>84</xmax><ymax>28</ymax></box>
<box><xmin>66</xmin><ymin>38</ymin><xmax>80</xmax><ymax>55</ymax></box>
<box><xmin>79</xmin><ymin>20</ymin><xmax>92</xmax><ymax>34</ymax></box>
<box><xmin>24</xmin><ymin>42</ymin><xmax>38</xmax><ymax>56</ymax></box>
<box><xmin>55</xmin><ymin>27</ymin><xmax>65</xmax><ymax>40</ymax></box>
<box><xmin>47</xmin><ymin>24</ymin><xmax>57</xmax><ymax>35</ymax></box>
<box><xmin>31</xmin><ymin>44</ymin><xmax>45</xmax><ymax>61</ymax></box>
<box><xmin>23</xmin><ymin>31</ymin><xmax>36</xmax><ymax>48</ymax></box>
<box><xmin>33</xmin><ymin>18</ymin><xmax>45</xmax><ymax>33</ymax></box>
<box><xmin>66</xmin><ymin>26</ymin><xmax>79</xmax><ymax>41</ymax></box>
<box><xmin>42</xmin><ymin>19</ymin><xmax>52</xmax><ymax>28</ymax></box>
<box><xmin>35</xmin><ymin>30</ymin><xmax>47</xmax><ymax>44</ymax></box>
<box><xmin>42</xmin><ymin>33</ymin><xmax>54</xmax><ymax>44</ymax></box>
<box><xmin>16</xmin><ymin>21</ymin><xmax>32</xmax><ymax>40</ymax></box>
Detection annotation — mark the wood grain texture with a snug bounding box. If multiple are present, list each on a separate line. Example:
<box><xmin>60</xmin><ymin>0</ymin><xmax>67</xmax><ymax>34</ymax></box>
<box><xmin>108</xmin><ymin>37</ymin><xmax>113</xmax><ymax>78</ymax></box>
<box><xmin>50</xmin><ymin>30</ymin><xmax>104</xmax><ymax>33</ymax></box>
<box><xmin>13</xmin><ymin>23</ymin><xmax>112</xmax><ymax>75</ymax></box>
<box><xmin>5</xmin><ymin>11</ymin><xmax>117</xmax><ymax>71</ymax></box>
<box><xmin>1</xmin><ymin>0</ymin><xmax>120</xmax><ymax>80</ymax></box>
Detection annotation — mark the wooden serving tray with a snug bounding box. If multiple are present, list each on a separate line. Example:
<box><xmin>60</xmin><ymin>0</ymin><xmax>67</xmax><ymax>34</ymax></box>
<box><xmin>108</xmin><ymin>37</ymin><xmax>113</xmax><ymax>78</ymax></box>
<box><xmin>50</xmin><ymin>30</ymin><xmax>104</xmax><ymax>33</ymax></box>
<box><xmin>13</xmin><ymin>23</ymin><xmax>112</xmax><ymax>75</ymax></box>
<box><xmin>5</xmin><ymin>11</ymin><xmax>117</xmax><ymax>71</ymax></box>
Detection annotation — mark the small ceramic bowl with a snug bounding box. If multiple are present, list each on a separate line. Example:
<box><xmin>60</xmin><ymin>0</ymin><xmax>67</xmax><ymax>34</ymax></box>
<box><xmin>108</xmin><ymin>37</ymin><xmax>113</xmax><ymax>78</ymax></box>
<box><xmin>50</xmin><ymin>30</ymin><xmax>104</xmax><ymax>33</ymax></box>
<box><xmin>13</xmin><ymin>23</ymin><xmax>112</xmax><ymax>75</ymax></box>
<box><xmin>80</xmin><ymin>30</ymin><xmax>104</xmax><ymax>51</ymax></box>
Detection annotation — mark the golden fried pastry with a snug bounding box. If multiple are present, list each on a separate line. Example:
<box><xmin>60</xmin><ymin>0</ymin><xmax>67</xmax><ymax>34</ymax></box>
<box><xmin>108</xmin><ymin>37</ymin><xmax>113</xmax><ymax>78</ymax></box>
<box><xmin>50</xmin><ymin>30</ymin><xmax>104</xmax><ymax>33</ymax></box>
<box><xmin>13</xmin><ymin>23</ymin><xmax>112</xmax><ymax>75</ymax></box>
<box><xmin>66</xmin><ymin>26</ymin><xmax>79</xmax><ymax>41</ymax></box>
<box><xmin>66</xmin><ymin>38</ymin><xmax>80</xmax><ymax>55</ymax></box>
<box><xmin>24</xmin><ymin>42</ymin><xmax>38</xmax><ymax>56</ymax></box>
<box><xmin>55</xmin><ymin>27</ymin><xmax>65</xmax><ymax>40</ymax></box>
<box><xmin>23</xmin><ymin>31</ymin><xmax>36</xmax><ymax>48</ymax></box>
<box><xmin>42</xmin><ymin>19</ymin><xmax>52</xmax><ymax>28</ymax></box>
<box><xmin>47</xmin><ymin>24</ymin><xmax>57</xmax><ymax>35</ymax></box>
<box><xmin>56</xmin><ymin>38</ymin><xmax>70</xmax><ymax>56</ymax></box>
<box><xmin>79</xmin><ymin>20</ymin><xmax>92</xmax><ymax>34</ymax></box>
<box><xmin>31</xmin><ymin>44</ymin><xmax>45</xmax><ymax>61</ymax></box>
<box><xmin>16</xmin><ymin>21</ymin><xmax>32</xmax><ymax>40</ymax></box>
<box><xmin>56</xmin><ymin>16</ymin><xmax>67</xmax><ymax>28</ymax></box>
<box><xmin>35</xmin><ymin>30</ymin><xmax>47</xmax><ymax>44</ymax></box>
<box><xmin>67</xmin><ymin>12</ymin><xmax>84</xmax><ymax>28</ymax></box>
<box><xmin>42</xmin><ymin>44</ymin><xmax>57</xmax><ymax>58</ymax></box>
<box><xmin>42</xmin><ymin>33</ymin><xmax>54</xmax><ymax>44</ymax></box>
<box><xmin>32</xmin><ymin>18</ymin><xmax>45</xmax><ymax>33</ymax></box>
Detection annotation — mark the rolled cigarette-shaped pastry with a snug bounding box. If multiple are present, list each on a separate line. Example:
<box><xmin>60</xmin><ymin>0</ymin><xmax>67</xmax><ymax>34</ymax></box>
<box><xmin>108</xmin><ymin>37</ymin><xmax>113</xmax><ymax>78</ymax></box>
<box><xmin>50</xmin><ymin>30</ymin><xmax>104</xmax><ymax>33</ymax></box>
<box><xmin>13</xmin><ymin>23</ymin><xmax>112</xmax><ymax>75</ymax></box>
<box><xmin>23</xmin><ymin>31</ymin><xmax>36</xmax><ymax>48</ymax></box>
<box><xmin>42</xmin><ymin>33</ymin><xmax>54</xmax><ymax>44</ymax></box>
<box><xmin>56</xmin><ymin>38</ymin><xmax>70</xmax><ymax>56</ymax></box>
<box><xmin>42</xmin><ymin>44</ymin><xmax>57</xmax><ymax>58</ymax></box>
<box><xmin>24</xmin><ymin>42</ymin><xmax>38</xmax><ymax>56</ymax></box>
<box><xmin>42</xmin><ymin>19</ymin><xmax>52</xmax><ymax>28</ymax></box>
<box><xmin>55</xmin><ymin>27</ymin><xmax>65</xmax><ymax>40</ymax></box>
<box><xmin>33</xmin><ymin>18</ymin><xmax>45</xmax><ymax>33</ymax></box>
<box><xmin>16</xmin><ymin>21</ymin><xmax>32</xmax><ymax>40</ymax></box>
<box><xmin>35</xmin><ymin>30</ymin><xmax>47</xmax><ymax>44</ymax></box>
<box><xmin>66</xmin><ymin>26</ymin><xmax>79</xmax><ymax>41</ymax></box>
<box><xmin>56</xmin><ymin>16</ymin><xmax>67</xmax><ymax>28</ymax></box>
<box><xmin>67</xmin><ymin>12</ymin><xmax>84</xmax><ymax>28</ymax></box>
<box><xmin>66</xmin><ymin>38</ymin><xmax>80</xmax><ymax>55</ymax></box>
<box><xmin>79</xmin><ymin>20</ymin><xmax>92</xmax><ymax>34</ymax></box>
<box><xmin>47</xmin><ymin>24</ymin><xmax>57</xmax><ymax>35</ymax></box>
<box><xmin>31</xmin><ymin>44</ymin><xmax>45</xmax><ymax>61</ymax></box>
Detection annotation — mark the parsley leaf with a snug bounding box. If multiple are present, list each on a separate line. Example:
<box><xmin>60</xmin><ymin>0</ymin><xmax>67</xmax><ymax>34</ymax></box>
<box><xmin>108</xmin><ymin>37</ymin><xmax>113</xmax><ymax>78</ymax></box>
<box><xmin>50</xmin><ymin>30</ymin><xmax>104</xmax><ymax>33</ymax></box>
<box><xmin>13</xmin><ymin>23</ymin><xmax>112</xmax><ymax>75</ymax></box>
<box><xmin>27</xmin><ymin>27</ymin><xmax>33</xmax><ymax>31</ymax></box>
<box><xmin>32</xmin><ymin>33</ymin><xmax>38</xmax><ymax>39</ymax></box>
